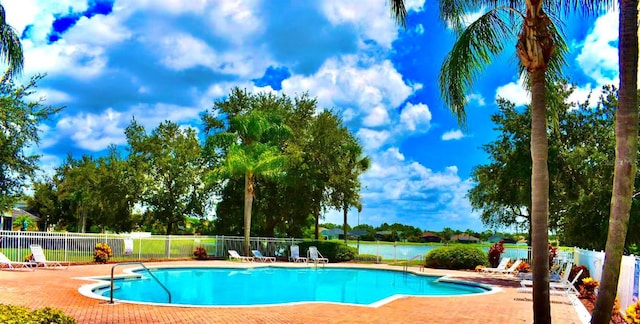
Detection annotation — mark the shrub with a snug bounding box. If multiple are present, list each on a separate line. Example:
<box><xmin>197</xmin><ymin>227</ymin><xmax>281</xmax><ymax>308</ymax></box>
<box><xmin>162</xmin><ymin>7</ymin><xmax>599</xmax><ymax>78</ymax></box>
<box><xmin>516</xmin><ymin>261</ymin><xmax>531</xmax><ymax>273</ymax></box>
<box><xmin>548</xmin><ymin>244</ymin><xmax>557</xmax><ymax>268</ymax></box>
<box><xmin>354</xmin><ymin>254</ymin><xmax>380</xmax><ymax>263</ymax></box>
<box><xmin>297</xmin><ymin>241</ymin><xmax>356</xmax><ymax>262</ymax></box>
<box><xmin>0</xmin><ymin>304</ymin><xmax>76</xmax><ymax>324</ymax></box>
<box><xmin>579</xmin><ymin>277</ymin><xmax>599</xmax><ymax>299</ymax></box>
<box><xmin>24</xmin><ymin>254</ymin><xmax>33</xmax><ymax>263</ymax></box>
<box><xmin>424</xmin><ymin>245</ymin><xmax>487</xmax><ymax>270</ymax></box>
<box><xmin>193</xmin><ymin>246</ymin><xmax>208</xmax><ymax>260</ymax></box>
<box><xmin>488</xmin><ymin>241</ymin><xmax>505</xmax><ymax>268</ymax></box>
<box><xmin>94</xmin><ymin>243</ymin><xmax>113</xmax><ymax>263</ymax></box>
<box><xmin>625</xmin><ymin>299</ymin><xmax>640</xmax><ymax>324</ymax></box>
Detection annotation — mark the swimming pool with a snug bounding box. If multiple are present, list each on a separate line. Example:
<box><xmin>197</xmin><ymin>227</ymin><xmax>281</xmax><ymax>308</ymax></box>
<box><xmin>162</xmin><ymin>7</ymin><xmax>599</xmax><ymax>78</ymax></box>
<box><xmin>89</xmin><ymin>266</ymin><xmax>492</xmax><ymax>307</ymax></box>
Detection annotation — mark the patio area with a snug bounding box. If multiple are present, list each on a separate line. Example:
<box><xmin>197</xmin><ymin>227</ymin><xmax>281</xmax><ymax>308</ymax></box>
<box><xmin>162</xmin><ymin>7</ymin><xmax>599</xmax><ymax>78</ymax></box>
<box><xmin>0</xmin><ymin>261</ymin><xmax>585</xmax><ymax>324</ymax></box>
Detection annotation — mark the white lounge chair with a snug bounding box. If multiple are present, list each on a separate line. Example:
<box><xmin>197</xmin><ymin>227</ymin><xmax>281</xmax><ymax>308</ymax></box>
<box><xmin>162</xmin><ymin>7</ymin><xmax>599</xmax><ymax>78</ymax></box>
<box><xmin>489</xmin><ymin>259</ymin><xmax>522</xmax><ymax>276</ymax></box>
<box><xmin>520</xmin><ymin>263</ymin><xmax>582</xmax><ymax>295</ymax></box>
<box><xmin>251</xmin><ymin>250</ymin><xmax>275</xmax><ymax>263</ymax></box>
<box><xmin>29</xmin><ymin>244</ymin><xmax>68</xmax><ymax>269</ymax></box>
<box><xmin>0</xmin><ymin>252</ymin><xmax>34</xmax><ymax>271</ymax></box>
<box><xmin>290</xmin><ymin>245</ymin><xmax>307</xmax><ymax>263</ymax></box>
<box><xmin>480</xmin><ymin>257</ymin><xmax>510</xmax><ymax>274</ymax></box>
<box><xmin>307</xmin><ymin>246</ymin><xmax>329</xmax><ymax>264</ymax></box>
<box><xmin>228</xmin><ymin>250</ymin><xmax>254</xmax><ymax>262</ymax></box>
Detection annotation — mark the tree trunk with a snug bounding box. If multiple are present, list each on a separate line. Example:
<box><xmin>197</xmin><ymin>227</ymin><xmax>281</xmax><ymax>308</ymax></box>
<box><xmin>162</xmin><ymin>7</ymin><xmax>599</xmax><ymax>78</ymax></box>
<box><xmin>314</xmin><ymin>202</ymin><xmax>320</xmax><ymax>240</ymax></box>
<box><xmin>165</xmin><ymin>220</ymin><xmax>173</xmax><ymax>258</ymax></box>
<box><xmin>591</xmin><ymin>2</ymin><xmax>638</xmax><ymax>323</ymax></box>
<box><xmin>343</xmin><ymin>202</ymin><xmax>348</xmax><ymax>243</ymax></box>
<box><xmin>244</xmin><ymin>172</ymin><xmax>254</xmax><ymax>257</ymax></box>
<box><xmin>530</xmin><ymin>68</ymin><xmax>551</xmax><ymax>324</ymax></box>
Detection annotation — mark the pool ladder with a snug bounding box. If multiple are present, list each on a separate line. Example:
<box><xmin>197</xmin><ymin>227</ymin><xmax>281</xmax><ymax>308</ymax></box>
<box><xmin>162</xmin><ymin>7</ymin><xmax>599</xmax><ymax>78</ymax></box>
<box><xmin>403</xmin><ymin>254</ymin><xmax>424</xmax><ymax>273</ymax></box>
<box><xmin>109</xmin><ymin>262</ymin><xmax>172</xmax><ymax>304</ymax></box>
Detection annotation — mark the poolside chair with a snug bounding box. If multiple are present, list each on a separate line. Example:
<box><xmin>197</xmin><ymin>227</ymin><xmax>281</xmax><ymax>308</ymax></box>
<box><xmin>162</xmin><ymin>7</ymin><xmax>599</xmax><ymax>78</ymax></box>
<box><xmin>307</xmin><ymin>246</ymin><xmax>329</xmax><ymax>264</ymax></box>
<box><xmin>251</xmin><ymin>250</ymin><xmax>275</xmax><ymax>263</ymax></box>
<box><xmin>486</xmin><ymin>259</ymin><xmax>522</xmax><ymax>276</ymax></box>
<box><xmin>29</xmin><ymin>244</ymin><xmax>68</xmax><ymax>269</ymax></box>
<box><xmin>228</xmin><ymin>250</ymin><xmax>254</xmax><ymax>262</ymax></box>
<box><xmin>289</xmin><ymin>245</ymin><xmax>307</xmax><ymax>263</ymax></box>
<box><xmin>520</xmin><ymin>263</ymin><xmax>581</xmax><ymax>295</ymax></box>
<box><xmin>0</xmin><ymin>252</ymin><xmax>34</xmax><ymax>271</ymax></box>
<box><xmin>480</xmin><ymin>257</ymin><xmax>510</xmax><ymax>274</ymax></box>
<box><xmin>518</xmin><ymin>269</ymin><xmax>583</xmax><ymax>296</ymax></box>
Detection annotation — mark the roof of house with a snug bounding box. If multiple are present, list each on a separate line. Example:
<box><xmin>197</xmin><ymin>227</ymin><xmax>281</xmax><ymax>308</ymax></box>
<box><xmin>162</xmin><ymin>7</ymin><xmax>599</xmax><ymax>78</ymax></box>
<box><xmin>321</xmin><ymin>228</ymin><xmax>343</xmax><ymax>236</ymax></box>
<box><xmin>450</xmin><ymin>234</ymin><xmax>479</xmax><ymax>241</ymax></box>
<box><xmin>421</xmin><ymin>232</ymin><xmax>440</xmax><ymax>238</ymax></box>
<box><xmin>5</xmin><ymin>208</ymin><xmax>40</xmax><ymax>221</ymax></box>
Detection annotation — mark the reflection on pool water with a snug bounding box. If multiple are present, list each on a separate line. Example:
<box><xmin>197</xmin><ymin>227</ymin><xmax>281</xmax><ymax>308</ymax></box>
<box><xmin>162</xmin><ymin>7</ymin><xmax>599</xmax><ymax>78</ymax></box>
<box><xmin>97</xmin><ymin>267</ymin><xmax>491</xmax><ymax>306</ymax></box>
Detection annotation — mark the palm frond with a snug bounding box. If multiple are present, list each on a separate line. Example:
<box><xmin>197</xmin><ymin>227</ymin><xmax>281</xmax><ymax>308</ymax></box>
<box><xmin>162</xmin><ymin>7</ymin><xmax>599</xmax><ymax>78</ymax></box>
<box><xmin>439</xmin><ymin>0</ymin><xmax>478</xmax><ymax>33</ymax></box>
<box><xmin>388</xmin><ymin>0</ymin><xmax>407</xmax><ymax>28</ymax></box>
<box><xmin>0</xmin><ymin>23</ymin><xmax>23</xmax><ymax>78</ymax></box>
<box><xmin>439</xmin><ymin>8</ymin><xmax>517</xmax><ymax>125</ymax></box>
<box><xmin>546</xmin><ymin>0</ymin><xmax>615</xmax><ymax>16</ymax></box>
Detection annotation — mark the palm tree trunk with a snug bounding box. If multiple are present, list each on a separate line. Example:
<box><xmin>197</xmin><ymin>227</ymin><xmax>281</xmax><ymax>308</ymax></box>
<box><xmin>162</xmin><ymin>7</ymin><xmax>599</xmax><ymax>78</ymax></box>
<box><xmin>244</xmin><ymin>172</ymin><xmax>254</xmax><ymax>256</ymax></box>
<box><xmin>530</xmin><ymin>68</ymin><xmax>551</xmax><ymax>324</ymax></box>
<box><xmin>591</xmin><ymin>2</ymin><xmax>638</xmax><ymax>323</ymax></box>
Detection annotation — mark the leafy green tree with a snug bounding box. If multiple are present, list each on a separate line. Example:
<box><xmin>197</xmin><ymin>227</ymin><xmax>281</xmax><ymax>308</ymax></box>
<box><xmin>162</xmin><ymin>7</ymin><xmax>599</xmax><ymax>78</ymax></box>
<box><xmin>305</xmin><ymin>111</ymin><xmax>354</xmax><ymax>239</ymax></box>
<box><xmin>0</xmin><ymin>4</ymin><xmax>23</xmax><ymax>79</ymax></box>
<box><xmin>56</xmin><ymin>154</ymin><xmax>98</xmax><ymax>233</ymax></box>
<box><xmin>593</xmin><ymin>1</ymin><xmax>639</xmax><ymax>321</ymax></box>
<box><xmin>91</xmin><ymin>147</ymin><xmax>138</xmax><ymax>232</ymax></box>
<box><xmin>126</xmin><ymin>120</ymin><xmax>206</xmax><ymax>236</ymax></box>
<box><xmin>0</xmin><ymin>75</ymin><xmax>61</xmax><ymax>212</ymax></box>
<box><xmin>329</xmin><ymin>130</ymin><xmax>370</xmax><ymax>243</ymax></box>
<box><xmin>26</xmin><ymin>178</ymin><xmax>59</xmax><ymax>230</ymax></box>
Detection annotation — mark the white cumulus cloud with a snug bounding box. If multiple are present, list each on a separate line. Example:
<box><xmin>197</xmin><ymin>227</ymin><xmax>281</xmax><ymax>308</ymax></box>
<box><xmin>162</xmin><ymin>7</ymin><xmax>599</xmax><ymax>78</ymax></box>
<box><xmin>442</xmin><ymin>129</ymin><xmax>464</xmax><ymax>141</ymax></box>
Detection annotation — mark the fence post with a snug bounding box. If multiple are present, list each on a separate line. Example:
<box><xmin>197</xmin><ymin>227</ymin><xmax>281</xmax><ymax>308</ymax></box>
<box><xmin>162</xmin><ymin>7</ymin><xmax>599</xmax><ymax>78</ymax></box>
<box><xmin>167</xmin><ymin>235</ymin><xmax>172</xmax><ymax>259</ymax></box>
<box><xmin>64</xmin><ymin>232</ymin><xmax>68</xmax><ymax>262</ymax></box>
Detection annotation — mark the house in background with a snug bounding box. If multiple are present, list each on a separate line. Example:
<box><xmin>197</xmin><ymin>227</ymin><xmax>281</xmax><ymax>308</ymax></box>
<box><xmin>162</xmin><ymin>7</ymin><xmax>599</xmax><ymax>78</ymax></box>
<box><xmin>450</xmin><ymin>234</ymin><xmax>480</xmax><ymax>243</ymax></box>
<box><xmin>1</xmin><ymin>202</ymin><xmax>40</xmax><ymax>231</ymax></box>
<box><xmin>421</xmin><ymin>232</ymin><xmax>442</xmax><ymax>243</ymax></box>
<box><xmin>321</xmin><ymin>228</ymin><xmax>344</xmax><ymax>240</ymax></box>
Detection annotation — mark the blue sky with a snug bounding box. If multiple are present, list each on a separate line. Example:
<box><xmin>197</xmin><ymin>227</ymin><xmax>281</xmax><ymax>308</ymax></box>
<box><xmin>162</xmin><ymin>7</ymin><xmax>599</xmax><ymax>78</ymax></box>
<box><xmin>5</xmin><ymin>0</ymin><xmax>622</xmax><ymax>232</ymax></box>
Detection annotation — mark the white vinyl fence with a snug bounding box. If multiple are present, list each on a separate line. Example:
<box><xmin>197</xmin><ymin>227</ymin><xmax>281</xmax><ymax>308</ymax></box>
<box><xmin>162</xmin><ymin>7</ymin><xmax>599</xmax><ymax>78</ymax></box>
<box><xmin>0</xmin><ymin>230</ymin><xmax>302</xmax><ymax>263</ymax></box>
<box><xmin>574</xmin><ymin>247</ymin><xmax>640</xmax><ymax>311</ymax></box>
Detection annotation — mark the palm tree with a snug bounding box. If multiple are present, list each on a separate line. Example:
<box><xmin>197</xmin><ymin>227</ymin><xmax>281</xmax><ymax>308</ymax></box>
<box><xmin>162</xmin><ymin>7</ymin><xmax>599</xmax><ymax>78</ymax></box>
<box><xmin>0</xmin><ymin>4</ymin><xmax>23</xmax><ymax>79</ymax></box>
<box><xmin>214</xmin><ymin>111</ymin><xmax>290</xmax><ymax>256</ymax></box>
<box><xmin>390</xmin><ymin>2</ymin><xmax>562</xmax><ymax>321</ymax></box>
<box><xmin>387</xmin><ymin>1</ymin><xmax>608</xmax><ymax>323</ymax></box>
<box><xmin>591</xmin><ymin>2</ymin><xmax>638</xmax><ymax>323</ymax></box>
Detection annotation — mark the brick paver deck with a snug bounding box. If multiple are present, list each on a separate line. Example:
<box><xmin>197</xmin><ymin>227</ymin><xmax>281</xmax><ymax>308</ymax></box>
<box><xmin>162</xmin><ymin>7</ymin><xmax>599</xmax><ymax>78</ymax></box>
<box><xmin>0</xmin><ymin>261</ymin><xmax>583</xmax><ymax>323</ymax></box>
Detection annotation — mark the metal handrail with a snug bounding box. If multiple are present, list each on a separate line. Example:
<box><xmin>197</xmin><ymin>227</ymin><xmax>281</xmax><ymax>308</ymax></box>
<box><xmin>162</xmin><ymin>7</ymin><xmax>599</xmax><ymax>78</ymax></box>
<box><xmin>403</xmin><ymin>254</ymin><xmax>423</xmax><ymax>272</ymax></box>
<box><xmin>110</xmin><ymin>262</ymin><xmax>171</xmax><ymax>304</ymax></box>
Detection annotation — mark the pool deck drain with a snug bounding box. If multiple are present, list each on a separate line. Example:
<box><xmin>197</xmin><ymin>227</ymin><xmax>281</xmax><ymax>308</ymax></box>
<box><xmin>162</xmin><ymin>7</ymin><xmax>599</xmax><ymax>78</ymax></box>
<box><xmin>0</xmin><ymin>261</ymin><xmax>583</xmax><ymax>324</ymax></box>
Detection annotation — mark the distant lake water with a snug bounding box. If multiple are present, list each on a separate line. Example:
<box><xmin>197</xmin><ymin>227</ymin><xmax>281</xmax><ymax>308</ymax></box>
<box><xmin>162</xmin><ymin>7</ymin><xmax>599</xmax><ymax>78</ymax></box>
<box><xmin>348</xmin><ymin>243</ymin><xmax>532</xmax><ymax>261</ymax></box>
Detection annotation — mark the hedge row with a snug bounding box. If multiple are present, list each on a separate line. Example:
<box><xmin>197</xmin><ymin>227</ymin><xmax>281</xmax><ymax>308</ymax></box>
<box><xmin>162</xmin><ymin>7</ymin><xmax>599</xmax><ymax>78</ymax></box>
<box><xmin>296</xmin><ymin>241</ymin><xmax>356</xmax><ymax>262</ymax></box>
<box><xmin>0</xmin><ymin>304</ymin><xmax>76</xmax><ymax>324</ymax></box>
<box><xmin>424</xmin><ymin>245</ymin><xmax>487</xmax><ymax>270</ymax></box>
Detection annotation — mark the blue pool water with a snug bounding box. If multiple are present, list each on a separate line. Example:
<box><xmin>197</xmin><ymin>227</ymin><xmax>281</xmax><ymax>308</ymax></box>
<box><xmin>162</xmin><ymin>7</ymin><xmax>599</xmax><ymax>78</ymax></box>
<box><xmin>99</xmin><ymin>267</ymin><xmax>489</xmax><ymax>306</ymax></box>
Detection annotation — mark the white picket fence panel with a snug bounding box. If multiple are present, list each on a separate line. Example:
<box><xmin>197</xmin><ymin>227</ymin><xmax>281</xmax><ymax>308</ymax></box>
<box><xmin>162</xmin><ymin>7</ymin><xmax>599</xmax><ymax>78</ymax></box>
<box><xmin>574</xmin><ymin>247</ymin><xmax>639</xmax><ymax>311</ymax></box>
<box><xmin>0</xmin><ymin>230</ymin><xmax>301</xmax><ymax>263</ymax></box>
